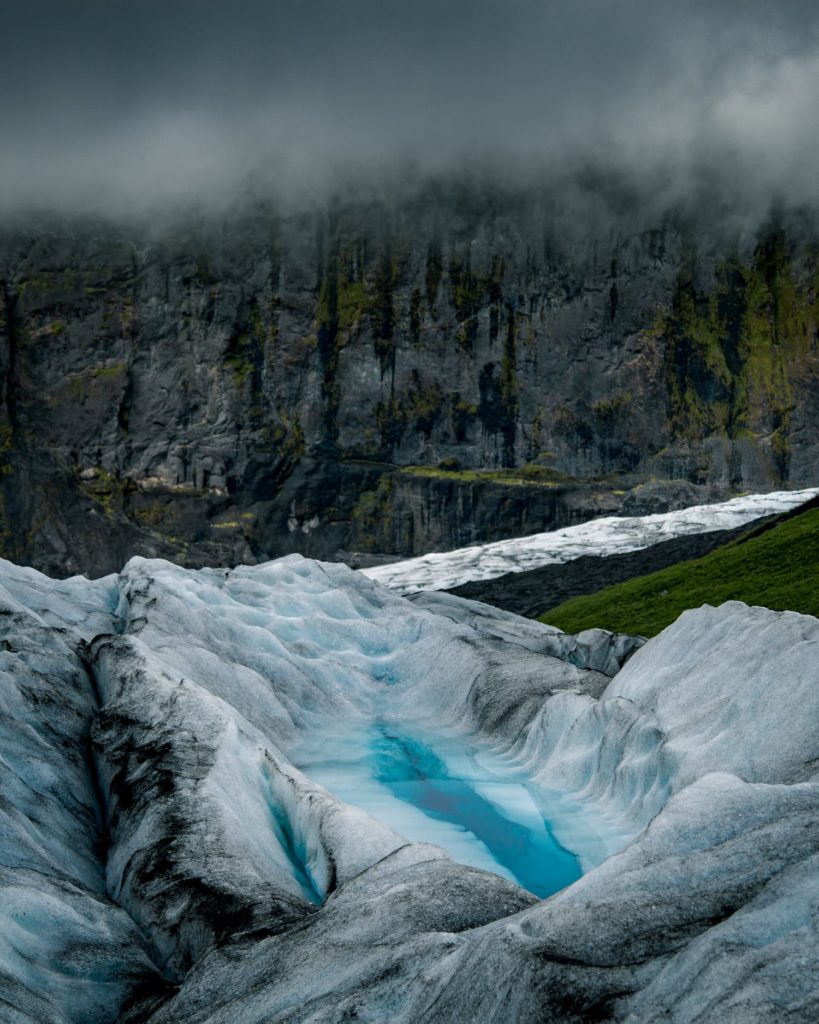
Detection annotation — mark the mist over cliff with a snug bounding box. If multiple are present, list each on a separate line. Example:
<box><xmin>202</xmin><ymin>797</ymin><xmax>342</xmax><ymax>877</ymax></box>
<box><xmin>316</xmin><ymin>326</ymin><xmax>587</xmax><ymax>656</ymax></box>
<box><xmin>3</xmin><ymin>0</ymin><xmax>819</xmax><ymax>218</ymax></box>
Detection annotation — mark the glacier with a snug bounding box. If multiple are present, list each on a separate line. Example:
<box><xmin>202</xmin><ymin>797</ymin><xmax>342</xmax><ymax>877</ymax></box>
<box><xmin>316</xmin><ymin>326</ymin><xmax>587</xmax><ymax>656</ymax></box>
<box><xmin>362</xmin><ymin>486</ymin><xmax>819</xmax><ymax>593</ymax></box>
<box><xmin>0</xmin><ymin>552</ymin><xmax>816</xmax><ymax>1022</ymax></box>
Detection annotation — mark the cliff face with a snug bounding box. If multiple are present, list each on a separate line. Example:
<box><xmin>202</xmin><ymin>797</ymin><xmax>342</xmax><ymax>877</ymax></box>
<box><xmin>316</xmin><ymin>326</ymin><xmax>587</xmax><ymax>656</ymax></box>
<box><xmin>1</xmin><ymin>179</ymin><xmax>818</xmax><ymax>576</ymax></box>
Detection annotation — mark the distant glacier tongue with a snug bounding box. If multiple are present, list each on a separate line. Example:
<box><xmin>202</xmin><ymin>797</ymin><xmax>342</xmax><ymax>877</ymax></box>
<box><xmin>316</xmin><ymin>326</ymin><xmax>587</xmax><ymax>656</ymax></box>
<box><xmin>361</xmin><ymin>487</ymin><xmax>819</xmax><ymax>593</ymax></box>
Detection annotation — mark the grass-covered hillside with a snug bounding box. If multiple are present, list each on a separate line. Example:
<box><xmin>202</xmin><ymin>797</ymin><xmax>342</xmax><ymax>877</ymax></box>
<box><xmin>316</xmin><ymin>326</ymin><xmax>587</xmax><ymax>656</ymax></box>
<box><xmin>539</xmin><ymin>505</ymin><xmax>819</xmax><ymax>637</ymax></box>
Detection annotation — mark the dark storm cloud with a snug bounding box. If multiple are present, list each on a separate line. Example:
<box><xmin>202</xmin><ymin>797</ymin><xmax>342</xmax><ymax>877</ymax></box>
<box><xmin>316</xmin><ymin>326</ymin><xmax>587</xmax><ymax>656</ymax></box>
<box><xmin>2</xmin><ymin>0</ymin><xmax>819</xmax><ymax>213</ymax></box>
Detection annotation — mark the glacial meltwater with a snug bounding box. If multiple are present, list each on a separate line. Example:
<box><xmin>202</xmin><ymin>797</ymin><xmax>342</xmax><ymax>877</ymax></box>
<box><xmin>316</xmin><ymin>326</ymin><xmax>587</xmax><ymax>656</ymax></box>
<box><xmin>293</xmin><ymin>722</ymin><xmax>609</xmax><ymax>898</ymax></box>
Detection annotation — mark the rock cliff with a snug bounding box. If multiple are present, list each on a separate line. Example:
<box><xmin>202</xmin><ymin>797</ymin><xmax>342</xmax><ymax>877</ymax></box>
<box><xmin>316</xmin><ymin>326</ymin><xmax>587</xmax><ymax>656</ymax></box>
<box><xmin>1</xmin><ymin>177</ymin><xmax>817</xmax><ymax>575</ymax></box>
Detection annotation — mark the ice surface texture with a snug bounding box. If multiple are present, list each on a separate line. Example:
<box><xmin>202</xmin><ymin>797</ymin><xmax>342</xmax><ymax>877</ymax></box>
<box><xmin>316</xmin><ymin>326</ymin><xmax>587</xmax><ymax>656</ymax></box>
<box><xmin>363</xmin><ymin>486</ymin><xmax>819</xmax><ymax>592</ymax></box>
<box><xmin>0</xmin><ymin>545</ymin><xmax>817</xmax><ymax>1022</ymax></box>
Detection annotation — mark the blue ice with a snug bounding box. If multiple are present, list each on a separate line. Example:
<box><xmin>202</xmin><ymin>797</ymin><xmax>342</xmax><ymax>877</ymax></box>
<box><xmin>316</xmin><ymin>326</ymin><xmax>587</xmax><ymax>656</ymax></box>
<box><xmin>294</xmin><ymin>722</ymin><xmax>584</xmax><ymax>899</ymax></box>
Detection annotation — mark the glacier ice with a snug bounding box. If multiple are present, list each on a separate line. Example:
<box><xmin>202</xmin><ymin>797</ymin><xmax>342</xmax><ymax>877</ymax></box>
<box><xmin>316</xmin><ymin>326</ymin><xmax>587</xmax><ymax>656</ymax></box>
<box><xmin>0</xmin><ymin>550</ymin><xmax>816</xmax><ymax>1022</ymax></box>
<box><xmin>408</xmin><ymin>589</ymin><xmax>644</xmax><ymax>675</ymax></box>
<box><xmin>363</xmin><ymin>486</ymin><xmax>819</xmax><ymax>593</ymax></box>
<box><xmin>293</xmin><ymin>720</ymin><xmax>585</xmax><ymax>896</ymax></box>
<box><xmin>0</xmin><ymin>592</ymin><xmax>167</xmax><ymax>1024</ymax></box>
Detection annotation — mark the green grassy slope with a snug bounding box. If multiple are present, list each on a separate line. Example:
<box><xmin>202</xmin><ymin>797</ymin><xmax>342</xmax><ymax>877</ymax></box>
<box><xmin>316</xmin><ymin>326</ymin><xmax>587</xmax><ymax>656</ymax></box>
<box><xmin>538</xmin><ymin>507</ymin><xmax>819</xmax><ymax>637</ymax></box>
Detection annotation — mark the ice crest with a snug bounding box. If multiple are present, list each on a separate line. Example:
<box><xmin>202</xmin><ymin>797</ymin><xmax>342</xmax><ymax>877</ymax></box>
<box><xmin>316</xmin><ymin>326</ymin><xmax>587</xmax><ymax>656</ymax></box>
<box><xmin>0</xmin><ymin>523</ymin><xmax>817</xmax><ymax>1022</ymax></box>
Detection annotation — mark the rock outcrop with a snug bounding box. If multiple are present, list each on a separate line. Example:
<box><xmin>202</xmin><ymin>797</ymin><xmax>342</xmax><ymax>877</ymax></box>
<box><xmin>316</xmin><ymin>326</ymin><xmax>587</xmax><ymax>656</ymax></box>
<box><xmin>1</xmin><ymin>179</ymin><xmax>818</xmax><ymax>576</ymax></box>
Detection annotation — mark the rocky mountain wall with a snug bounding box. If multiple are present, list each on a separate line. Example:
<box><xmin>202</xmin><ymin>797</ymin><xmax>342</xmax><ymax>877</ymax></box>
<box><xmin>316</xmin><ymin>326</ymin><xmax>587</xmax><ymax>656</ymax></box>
<box><xmin>1</xmin><ymin>178</ymin><xmax>818</xmax><ymax>576</ymax></box>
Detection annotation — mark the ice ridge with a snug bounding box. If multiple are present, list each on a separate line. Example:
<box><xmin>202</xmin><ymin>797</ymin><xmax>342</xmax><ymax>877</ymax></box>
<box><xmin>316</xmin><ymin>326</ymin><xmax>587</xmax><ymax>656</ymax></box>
<box><xmin>0</xmin><ymin>552</ymin><xmax>815</xmax><ymax>1022</ymax></box>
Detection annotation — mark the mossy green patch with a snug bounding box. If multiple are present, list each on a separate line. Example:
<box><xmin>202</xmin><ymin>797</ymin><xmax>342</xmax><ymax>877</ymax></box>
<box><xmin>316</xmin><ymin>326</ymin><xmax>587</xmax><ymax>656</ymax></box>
<box><xmin>538</xmin><ymin>506</ymin><xmax>819</xmax><ymax>636</ymax></box>
<box><xmin>77</xmin><ymin>468</ymin><xmax>133</xmax><ymax>518</ymax></box>
<box><xmin>592</xmin><ymin>392</ymin><xmax>632</xmax><ymax>426</ymax></box>
<box><xmin>317</xmin><ymin>273</ymin><xmax>367</xmax><ymax>339</ymax></box>
<box><xmin>55</xmin><ymin>362</ymin><xmax>127</xmax><ymax>403</ymax></box>
<box><xmin>448</xmin><ymin>251</ymin><xmax>500</xmax><ymax>351</ymax></box>
<box><xmin>661</xmin><ymin>227</ymin><xmax>819</xmax><ymax>480</ymax></box>
<box><xmin>17</xmin><ymin>271</ymin><xmax>78</xmax><ymax>302</ymax></box>
<box><xmin>88</xmin><ymin>362</ymin><xmax>126</xmax><ymax>380</ymax></box>
<box><xmin>134</xmin><ymin>500</ymin><xmax>170</xmax><ymax>530</ymax></box>
<box><xmin>350</xmin><ymin>475</ymin><xmax>395</xmax><ymax>551</ymax></box>
<box><xmin>338</xmin><ymin>278</ymin><xmax>367</xmax><ymax>333</ymax></box>
<box><xmin>224</xmin><ymin>298</ymin><xmax>275</xmax><ymax>398</ymax></box>
<box><xmin>451</xmin><ymin>396</ymin><xmax>478</xmax><ymax>434</ymax></box>
<box><xmin>226</xmin><ymin>346</ymin><xmax>254</xmax><ymax>386</ymax></box>
<box><xmin>314</xmin><ymin>249</ymin><xmax>348</xmax><ymax>436</ymax></box>
<box><xmin>121</xmin><ymin>296</ymin><xmax>135</xmax><ymax>334</ymax></box>
<box><xmin>399</xmin><ymin>463</ymin><xmax>568</xmax><ymax>487</ymax></box>
<box><xmin>376</xmin><ymin>372</ymin><xmax>444</xmax><ymax>450</ymax></box>
<box><xmin>272</xmin><ymin>410</ymin><xmax>306</xmax><ymax>458</ymax></box>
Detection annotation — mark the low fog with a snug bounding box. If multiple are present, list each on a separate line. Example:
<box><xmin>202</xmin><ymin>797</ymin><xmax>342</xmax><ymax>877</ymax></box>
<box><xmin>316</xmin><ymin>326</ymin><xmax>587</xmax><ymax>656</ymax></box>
<box><xmin>2</xmin><ymin>0</ymin><xmax>819</xmax><ymax>218</ymax></box>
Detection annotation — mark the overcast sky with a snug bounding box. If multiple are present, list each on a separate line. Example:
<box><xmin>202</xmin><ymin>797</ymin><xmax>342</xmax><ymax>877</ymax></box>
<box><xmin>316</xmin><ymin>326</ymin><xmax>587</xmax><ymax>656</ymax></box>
<box><xmin>2</xmin><ymin>0</ymin><xmax>819</xmax><ymax>214</ymax></box>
